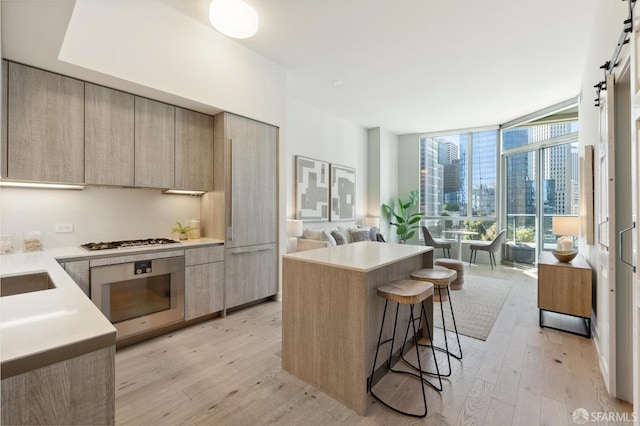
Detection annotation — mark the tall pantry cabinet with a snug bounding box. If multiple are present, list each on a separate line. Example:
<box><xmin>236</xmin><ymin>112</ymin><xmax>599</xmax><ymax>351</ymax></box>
<box><xmin>202</xmin><ymin>112</ymin><xmax>278</xmax><ymax>310</ymax></box>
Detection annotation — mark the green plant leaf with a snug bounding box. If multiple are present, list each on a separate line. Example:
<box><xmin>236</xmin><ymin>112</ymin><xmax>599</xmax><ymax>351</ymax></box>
<box><xmin>405</xmin><ymin>230</ymin><xmax>416</xmax><ymax>240</ymax></box>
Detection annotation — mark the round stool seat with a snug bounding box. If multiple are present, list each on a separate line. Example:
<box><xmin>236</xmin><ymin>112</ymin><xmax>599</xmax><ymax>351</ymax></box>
<box><xmin>434</xmin><ymin>258</ymin><xmax>465</xmax><ymax>272</ymax></box>
<box><xmin>411</xmin><ymin>268</ymin><xmax>456</xmax><ymax>288</ymax></box>
<box><xmin>434</xmin><ymin>259</ymin><xmax>465</xmax><ymax>290</ymax></box>
<box><xmin>377</xmin><ymin>279</ymin><xmax>434</xmax><ymax>305</ymax></box>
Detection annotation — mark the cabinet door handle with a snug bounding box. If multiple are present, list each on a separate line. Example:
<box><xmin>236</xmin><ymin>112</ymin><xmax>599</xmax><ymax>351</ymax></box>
<box><xmin>230</xmin><ymin>246</ymin><xmax>273</xmax><ymax>255</ymax></box>
<box><xmin>227</xmin><ymin>138</ymin><xmax>234</xmax><ymax>242</ymax></box>
<box><xmin>618</xmin><ymin>221</ymin><xmax>636</xmax><ymax>273</ymax></box>
<box><xmin>598</xmin><ymin>217</ymin><xmax>609</xmax><ymax>251</ymax></box>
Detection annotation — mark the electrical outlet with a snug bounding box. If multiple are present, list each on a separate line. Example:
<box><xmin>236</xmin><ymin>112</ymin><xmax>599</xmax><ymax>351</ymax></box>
<box><xmin>55</xmin><ymin>223</ymin><xmax>74</xmax><ymax>233</ymax></box>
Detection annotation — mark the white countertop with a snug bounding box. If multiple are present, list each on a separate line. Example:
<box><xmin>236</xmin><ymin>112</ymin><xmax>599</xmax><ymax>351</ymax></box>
<box><xmin>0</xmin><ymin>237</ymin><xmax>224</xmax><ymax>378</ymax></box>
<box><xmin>49</xmin><ymin>237</ymin><xmax>224</xmax><ymax>262</ymax></box>
<box><xmin>282</xmin><ymin>241</ymin><xmax>432</xmax><ymax>272</ymax></box>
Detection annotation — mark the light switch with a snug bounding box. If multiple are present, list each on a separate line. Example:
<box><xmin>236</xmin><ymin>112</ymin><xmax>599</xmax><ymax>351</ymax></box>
<box><xmin>55</xmin><ymin>223</ymin><xmax>74</xmax><ymax>233</ymax></box>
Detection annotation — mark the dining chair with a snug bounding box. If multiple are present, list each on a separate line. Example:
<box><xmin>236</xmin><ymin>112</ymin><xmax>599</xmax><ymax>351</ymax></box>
<box><xmin>469</xmin><ymin>229</ymin><xmax>507</xmax><ymax>269</ymax></box>
<box><xmin>422</xmin><ymin>226</ymin><xmax>451</xmax><ymax>258</ymax></box>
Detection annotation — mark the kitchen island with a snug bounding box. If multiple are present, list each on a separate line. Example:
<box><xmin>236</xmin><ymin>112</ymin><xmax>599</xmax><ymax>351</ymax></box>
<box><xmin>282</xmin><ymin>241</ymin><xmax>434</xmax><ymax>415</ymax></box>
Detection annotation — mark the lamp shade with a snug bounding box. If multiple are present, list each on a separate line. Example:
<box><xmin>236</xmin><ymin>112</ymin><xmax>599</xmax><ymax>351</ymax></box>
<box><xmin>209</xmin><ymin>0</ymin><xmax>258</xmax><ymax>39</ymax></box>
<box><xmin>365</xmin><ymin>217</ymin><xmax>380</xmax><ymax>228</ymax></box>
<box><xmin>552</xmin><ymin>216</ymin><xmax>579</xmax><ymax>236</ymax></box>
<box><xmin>286</xmin><ymin>220</ymin><xmax>303</xmax><ymax>237</ymax></box>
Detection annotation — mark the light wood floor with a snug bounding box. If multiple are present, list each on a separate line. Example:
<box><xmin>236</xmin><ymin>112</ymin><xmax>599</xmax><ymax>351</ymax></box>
<box><xmin>115</xmin><ymin>264</ymin><xmax>633</xmax><ymax>425</ymax></box>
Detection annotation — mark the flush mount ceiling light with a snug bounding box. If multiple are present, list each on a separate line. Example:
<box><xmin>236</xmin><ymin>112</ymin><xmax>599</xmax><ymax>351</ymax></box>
<box><xmin>209</xmin><ymin>0</ymin><xmax>258</xmax><ymax>39</ymax></box>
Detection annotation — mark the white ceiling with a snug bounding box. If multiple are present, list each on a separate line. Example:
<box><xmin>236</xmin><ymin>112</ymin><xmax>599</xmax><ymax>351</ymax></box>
<box><xmin>3</xmin><ymin>0</ymin><xmax>598</xmax><ymax>135</ymax></box>
<box><xmin>165</xmin><ymin>0</ymin><xmax>598</xmax><ymax>134</ymax></box>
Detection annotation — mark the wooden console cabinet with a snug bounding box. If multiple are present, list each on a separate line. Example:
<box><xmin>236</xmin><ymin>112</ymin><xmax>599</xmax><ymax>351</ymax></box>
<box><xmin>537</xmin><ymin>251</ymin><xmax>592</xmax><ymax>337</ymax></box>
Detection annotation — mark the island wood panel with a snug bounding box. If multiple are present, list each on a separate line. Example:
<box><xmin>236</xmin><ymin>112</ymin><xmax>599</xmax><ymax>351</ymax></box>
<box><xmin>1</xmin><ymin>346</ymin><xmax>115</xmax><ymax>426</ymax></box>
<box><xmin>1</xmin><ymin>60</ymin><xmax>7</xmax><ymax>178</ymax></box>
<box><xmin>538</xmin><ymin>252</ymin><xmax>592</xmax><ymax>318</ymax></box>
<box><xmin>85</xmin><ymin>83</ymin><xmax>135</xmax><ymax>186</ymax></box>
<box><xmin>185</xmin><ymin>262</ymin><xmax>224</xmax><ymax>320</ymax></box>
<box><xmin>225</xmin><ymin>243</ymin><xmax>277</xmax><ymax>309</ymax></box>
<box><xmin>282</xmin><ymin>250</ymin><xmax>433</xmax><ymax>415</ymax></box>
<box><xmin>7</xmin><ymin>62</ymin><xmax>84</xmax><ymax>183</ymax></box>
<box><xmin>175</xmin><ymin>107</ymin><xmax>214</xmax><ymax>191</ymax></box>
<box><xmin>134</xmin><ymin>97</ymin><xmax>175</xmax><ymax>188</ymax></box>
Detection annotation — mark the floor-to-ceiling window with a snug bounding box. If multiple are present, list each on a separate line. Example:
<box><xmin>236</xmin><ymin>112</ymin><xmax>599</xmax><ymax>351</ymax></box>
<box><xmin>502</xmin><ymin>118</ymin><xmax>580</xmax><ymax>265</ymax></box>
<box><xmin>419</xmin><ymin>129</ymin><xmax>498</xmax><ymax>251</ymax></box>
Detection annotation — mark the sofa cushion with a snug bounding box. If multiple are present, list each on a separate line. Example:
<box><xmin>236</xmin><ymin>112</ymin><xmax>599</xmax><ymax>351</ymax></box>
<box><xmin>332</xmin><ymin>230</ymin><xmax>348</xmax><ymax>245</ymax></box>
<box><xmin>303</xmin><ymin>228</ymin><xmax>323</xmax><ymax>240</ymax></box>
<box><xmin>321</xmin><ymin>230</ymin><xmax>337</xmax><ymax>247</ymax></box>
<box><xmin>350</xmin><ymin>229</ymin><xmax>371</xmax><ymax>243</ymax></box>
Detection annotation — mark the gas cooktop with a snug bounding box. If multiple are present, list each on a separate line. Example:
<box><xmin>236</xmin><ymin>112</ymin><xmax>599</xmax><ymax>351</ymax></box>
<box><xmin>81</xmin><ymin>238</ymin><xmax>181</xmax><ymax>251</ymax></box>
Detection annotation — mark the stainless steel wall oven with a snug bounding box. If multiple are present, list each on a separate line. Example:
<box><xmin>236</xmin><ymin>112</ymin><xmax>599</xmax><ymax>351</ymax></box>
<box><xmin>90</xmin><ymin>256</ymin><xmax>185</xmax><ymax>340</ymax></box>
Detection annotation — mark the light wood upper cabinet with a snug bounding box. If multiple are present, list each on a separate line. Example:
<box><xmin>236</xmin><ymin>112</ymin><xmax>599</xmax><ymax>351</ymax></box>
<box><xmin>7</xmin><ymin>62</ymin><xmax>84</xmax><ymax>183</ymax></box>
<box><xmin>134</xmin><ymin>97</ymin><xmax>175</xmax><ymax>188</ymax></box>
<box><xmin>85</xmin><ymin>84</ymin><xmax>134</xmax><ymax>186</ymax></box>
<box><xmin>175</xmin><ymin>108</ymin><xmax>214</xmax><ymax>191</ymax></box>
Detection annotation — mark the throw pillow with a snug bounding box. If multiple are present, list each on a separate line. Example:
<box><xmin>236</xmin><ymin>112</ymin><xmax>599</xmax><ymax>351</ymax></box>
<box><xmin>332</xmin><ymin>230</ymin><xmax>348</xmax><ymax>245</ymax></box>
<box><xmin>338</xmin><ymin>226</ymin><xmax>353</xmax><ymax>243</ymax></box>
<box><xmin>368</xmin><ymin>226</ymin><xmax>378</xmax><ymax>241</ymax></box>
<box><xmin>320</xmin><ymin>230</ymin><xmax>337</xmax><ymax>247</ymax></box>
<box><xmin>350</xmin><ymin>229</ymin><xmax>371</xmax><ymax>243</ymax></box>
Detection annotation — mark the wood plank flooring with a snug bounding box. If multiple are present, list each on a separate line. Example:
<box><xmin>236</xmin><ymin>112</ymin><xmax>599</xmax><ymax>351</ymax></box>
<box><xmin>115</xmin><ymin>264</ymin><xmax>633</xmax><ymax>425</ymax></box>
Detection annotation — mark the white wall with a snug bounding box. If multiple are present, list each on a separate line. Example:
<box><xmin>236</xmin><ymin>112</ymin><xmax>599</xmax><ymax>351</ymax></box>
<box><xmin>285</xmin><ymin>97</ymin><xmax>368</xmax><ymax>227</ymax></box>
<box><xmin>368</xmin><ymin>128</ymin><xmax>399</xmax><ymax>240</ymax></box>
<box><xmin>396</xmin><ymin>133</ymin><xmax>421</xmax><ymax>244</ymax></box>
<box><xmin>0</xmin><ymin>186</ymin><xmax>200</xmax><ymax>250</ymax></box>
<box><xmin>578</xmin><ymin>0</ymin><xmax>627</xmax><ymax>264</ymax></box>
<box><xmin>577</xmin><ymin>0</ymin><xmax>628</xmax><ymax>396</ymax></box>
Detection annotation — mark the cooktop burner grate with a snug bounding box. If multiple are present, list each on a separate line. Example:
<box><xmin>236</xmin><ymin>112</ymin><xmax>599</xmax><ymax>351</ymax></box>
<box><xmin>81</xmin><ymin>238</ymin><xmax>180</xmax><ymax>251</ymax></box>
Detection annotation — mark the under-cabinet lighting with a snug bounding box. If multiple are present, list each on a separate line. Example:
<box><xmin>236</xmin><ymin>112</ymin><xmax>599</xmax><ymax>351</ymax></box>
<box><xmin>0</xmin><ymin>181</ymin><xmax>85</xmax><ymax>190</ymax></box>
<box><xmin>162</xmin><ymin>189</ymin><xmax>206</xmax><ymax>196</ymax></box>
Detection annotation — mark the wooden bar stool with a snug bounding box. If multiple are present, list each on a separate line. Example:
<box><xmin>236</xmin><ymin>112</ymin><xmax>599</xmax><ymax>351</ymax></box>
<box><xmin>368</xmin><ymin>279</ymin><xmax>442</xmax><ymax>418</ymax></box>
<box><xmin>410</xmin><ymin>267</ymin><xmax>463</xmax><ymax>377</ymax></box>
<box><xmin>434</xmin><ymin>258</ymin><xmax>465</xmax><ymax>290</ymax></box>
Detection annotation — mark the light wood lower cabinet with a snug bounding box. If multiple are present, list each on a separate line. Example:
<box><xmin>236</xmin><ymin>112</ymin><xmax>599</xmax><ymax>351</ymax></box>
<box><xmin>1</xmin><ymin>346</ymin><xmax>115</xmax><ymax>425</ymax></box>
<box><xmin>185</xmin><ymin>262</ymin><xmax>224</xmax><ymax>320</ymax></box>
<box><xmin>225</xmin><ymin>243</ymin><xmax>277</xmax><ymax>309</ymax></box>
<box><xmin>63</xmin><ymin>260</ymin><xmax>90</xmax><ymax>296</ymax></box>
<box><xmin>185</xmin><ymin>245</ymin><xmax>225</xmax><ymax>320</ymax></box>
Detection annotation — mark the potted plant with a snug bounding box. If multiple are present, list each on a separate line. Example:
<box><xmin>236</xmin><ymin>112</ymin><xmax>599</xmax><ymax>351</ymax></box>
<box><xmin>171</xmin><ymin>221</ymin><xmax>194</xmax><ymax>241</ymax></box>
<box><xmin>381</xmin><ymin>190</ymin><xmax>422</xmax><ymax>243</ymax></box>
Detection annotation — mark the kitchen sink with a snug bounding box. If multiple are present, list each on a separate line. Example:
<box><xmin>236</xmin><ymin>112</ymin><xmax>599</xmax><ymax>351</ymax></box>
<box><xmin>0</xmin><ymin>272</ymin><xmax>56</xmax><ymax>297</ymax></box>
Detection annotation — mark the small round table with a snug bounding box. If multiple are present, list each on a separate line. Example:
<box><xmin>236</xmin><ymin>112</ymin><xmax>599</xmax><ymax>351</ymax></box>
<box><xmin>444</xmin><ymin>230</ymin><xmax>478</xmax><ymax>260</ymax></box>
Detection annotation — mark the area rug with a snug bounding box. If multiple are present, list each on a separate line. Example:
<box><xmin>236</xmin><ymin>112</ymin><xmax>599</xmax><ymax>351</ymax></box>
<box><xmin>432</xmin><ymin>276</ymin><xmax>513</xmax><ymax>341</ymax></box>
